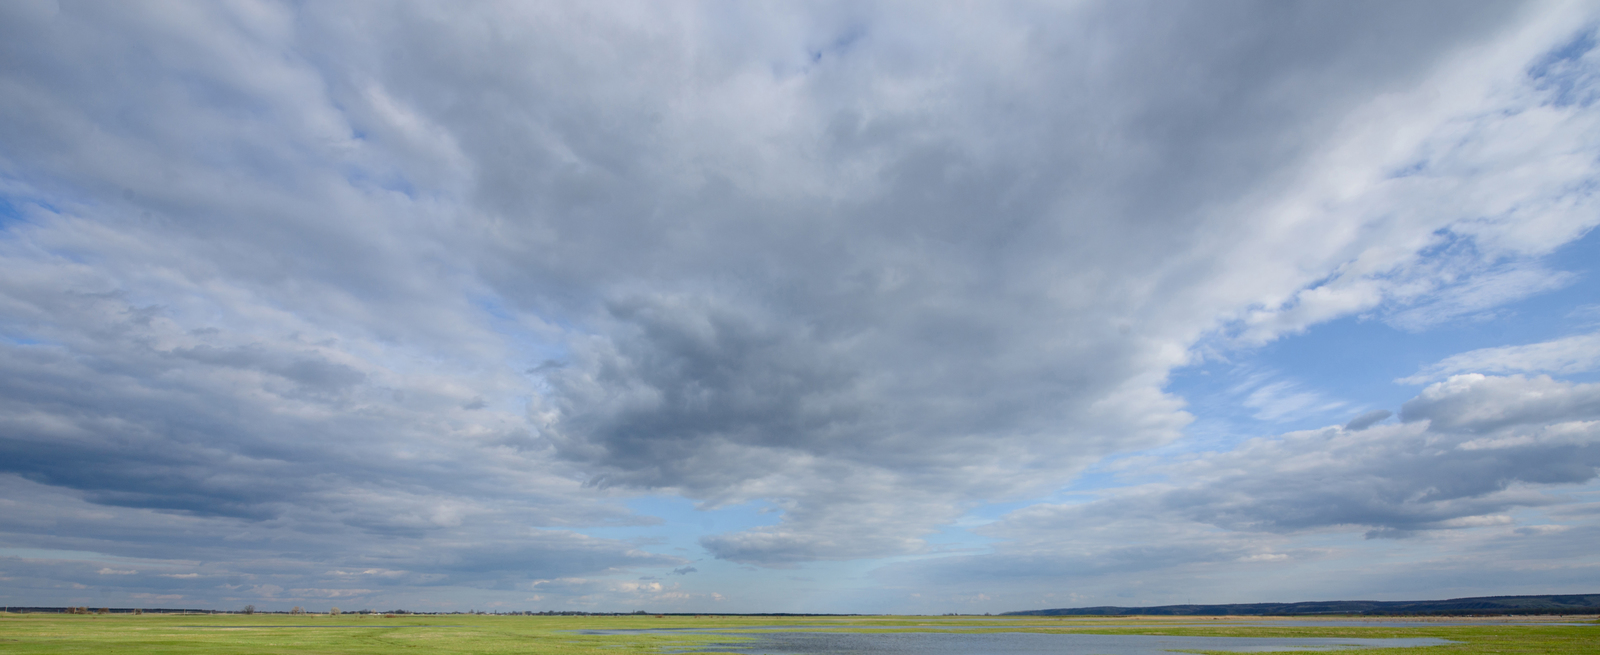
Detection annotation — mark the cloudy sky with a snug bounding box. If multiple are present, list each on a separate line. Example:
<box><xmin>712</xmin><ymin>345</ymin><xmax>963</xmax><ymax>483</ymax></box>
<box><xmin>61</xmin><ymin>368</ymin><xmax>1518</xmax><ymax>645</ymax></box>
<box><xmin>2</xmin><ymin>0</ymin><xmax>1599</xmax><ymax>614</ymax></box>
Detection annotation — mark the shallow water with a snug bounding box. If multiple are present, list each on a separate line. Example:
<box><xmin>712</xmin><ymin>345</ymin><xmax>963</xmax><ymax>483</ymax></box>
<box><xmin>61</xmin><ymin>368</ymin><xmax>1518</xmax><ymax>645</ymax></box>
<box><xmin>672</xmin><ymin>631</ymin><xmax>1453</xmax><ymax>654</ymax></box>
<box><xmin>587</xmin><ymin>618</ymin><xmax>1597</xmax><ymax>632</ymax></box>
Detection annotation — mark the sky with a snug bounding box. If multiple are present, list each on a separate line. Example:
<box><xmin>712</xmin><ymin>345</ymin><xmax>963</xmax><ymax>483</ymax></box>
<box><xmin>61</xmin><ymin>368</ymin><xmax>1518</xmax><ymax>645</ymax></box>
<box><xmin>2</xmin><ymin>0</ymin><xmax>1600</xmax><ymax>615</ymax></box>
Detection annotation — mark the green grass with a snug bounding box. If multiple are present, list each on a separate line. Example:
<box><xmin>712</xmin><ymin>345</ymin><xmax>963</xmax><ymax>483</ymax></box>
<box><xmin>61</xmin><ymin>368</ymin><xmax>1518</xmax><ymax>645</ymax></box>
<box><xmin>0</xmin><ymin>612</ymin><xmax>1593</xmax><ymax>654</ymax></box>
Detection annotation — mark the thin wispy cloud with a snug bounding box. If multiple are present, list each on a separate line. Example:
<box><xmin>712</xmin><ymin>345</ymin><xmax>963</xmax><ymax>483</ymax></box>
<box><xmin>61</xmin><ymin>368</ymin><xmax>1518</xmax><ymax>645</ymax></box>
<box><xmin>1401</xmin><ymin>332</ymin><xmax>1600</xmax><ymax>384</ymax></box>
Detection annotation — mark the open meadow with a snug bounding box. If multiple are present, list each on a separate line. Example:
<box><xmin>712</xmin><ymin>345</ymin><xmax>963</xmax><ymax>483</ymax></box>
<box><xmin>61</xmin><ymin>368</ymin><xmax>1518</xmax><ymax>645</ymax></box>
<box><xmin>0</xmin><ymin>611</ymin><xmax>1595</xmax><ymax>655</ymax></box>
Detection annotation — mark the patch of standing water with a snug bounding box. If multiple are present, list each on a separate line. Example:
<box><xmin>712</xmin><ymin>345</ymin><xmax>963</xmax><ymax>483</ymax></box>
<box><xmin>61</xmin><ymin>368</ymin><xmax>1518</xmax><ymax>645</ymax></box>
<box><xmin>662</xmin><ymin>631</ymin><xmax>1453</xmax><ymax>655</ymax></box>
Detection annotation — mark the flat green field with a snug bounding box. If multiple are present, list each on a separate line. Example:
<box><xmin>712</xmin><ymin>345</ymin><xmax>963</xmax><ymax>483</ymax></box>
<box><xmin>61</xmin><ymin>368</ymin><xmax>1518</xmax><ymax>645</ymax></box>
<box><xmin>0</xmin><ymin>612</ymin><xmax>1594</xmax><ymax>654</ymax></box>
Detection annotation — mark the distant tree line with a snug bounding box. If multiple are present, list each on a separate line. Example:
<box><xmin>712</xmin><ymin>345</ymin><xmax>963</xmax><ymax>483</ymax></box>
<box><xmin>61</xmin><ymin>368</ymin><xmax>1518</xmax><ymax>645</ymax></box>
<box><xmin>1003</xmin><ymin>594</ymin><xmax>1600</xmax><ymax>617</ymax></box>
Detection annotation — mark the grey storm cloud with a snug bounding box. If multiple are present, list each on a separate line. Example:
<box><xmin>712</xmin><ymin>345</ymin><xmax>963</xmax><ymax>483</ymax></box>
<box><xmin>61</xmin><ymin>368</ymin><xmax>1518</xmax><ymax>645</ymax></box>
<box><xmin>1344</xmin><ymin>409</ymin><xmax>1392</xmax><ymax>431</ymax></box>
<box><xmin>874</xmin><ymin>373</ymin><xmax>1600</xmax><ymax>606</ymax></box>
<box><xmin>1401</xmin><ymin>374</ymin><xmax>1600</xmax><ymax>434</ymax></box>
<box><xmin>2</xmin><ymin>0</ymin><xmax>1599</xmax><ymax>608</ymax></box>
<box><xmin>1160</xmin><ymin>377</ymin><xmax>1585</xmax><ymax>528</ymax></box>
<box><xmin>1143</xmin><ymin>374</ymin><xmax>1598</xmax><ymax>536</ymax></box>
<box><xmin>513</xmin><ymin>0</ymin><xmax>1542</xmax><ymax>564</ymax></box>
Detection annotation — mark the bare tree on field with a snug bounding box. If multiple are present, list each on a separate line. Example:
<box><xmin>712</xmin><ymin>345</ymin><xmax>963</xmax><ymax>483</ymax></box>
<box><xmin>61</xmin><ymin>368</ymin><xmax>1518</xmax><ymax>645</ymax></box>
<box><xmin>291</xmin><ymin>606</ymin><xmax>305</xmax><ymax>615</ymax></box>
<box><xmin>243</xmin><ymin>605</ymin><xmax>255</xmax><ymax>615</ymax></box>
<box><xmin>329</xmin><ymin>607</ymin><xmax>341</xmax><ymax>616</ymax></box>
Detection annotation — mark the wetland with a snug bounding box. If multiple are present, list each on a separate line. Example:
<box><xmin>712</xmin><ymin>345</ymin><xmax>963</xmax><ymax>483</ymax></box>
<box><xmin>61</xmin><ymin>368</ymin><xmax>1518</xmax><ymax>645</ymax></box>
<box><xmin>0</xmin><ymin>611</ymin><xmax>1592</xmax><ymax>654</ymax></box>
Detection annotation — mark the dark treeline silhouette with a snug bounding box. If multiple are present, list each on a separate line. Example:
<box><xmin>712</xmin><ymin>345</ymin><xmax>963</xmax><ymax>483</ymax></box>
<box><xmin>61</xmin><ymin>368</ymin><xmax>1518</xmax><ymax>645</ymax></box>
<box><xmin>1005</xmin><ymin>594</ymin><xmax>1600</xmax><ymax>616</ymax></box>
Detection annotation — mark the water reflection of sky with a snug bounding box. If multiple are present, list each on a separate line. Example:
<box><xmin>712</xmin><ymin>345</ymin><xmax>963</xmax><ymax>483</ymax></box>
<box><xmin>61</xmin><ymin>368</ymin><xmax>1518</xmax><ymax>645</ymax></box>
<box><xmin>581</xmin><ymin>617</ymin><xmax>1598</xmax><ymax>633</ymax></box>
<box><xmin>664</xmin><ymin>631</ymin><xmax>1454</xmax><ymax>655</ymax></box>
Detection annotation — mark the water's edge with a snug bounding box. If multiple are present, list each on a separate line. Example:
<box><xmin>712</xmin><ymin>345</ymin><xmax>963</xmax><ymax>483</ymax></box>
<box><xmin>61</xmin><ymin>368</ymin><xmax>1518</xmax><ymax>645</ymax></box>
<box><xmin>583</xmin><ymin>628</ymin><xmax>1454</xmax><ymax>655</ymax></box>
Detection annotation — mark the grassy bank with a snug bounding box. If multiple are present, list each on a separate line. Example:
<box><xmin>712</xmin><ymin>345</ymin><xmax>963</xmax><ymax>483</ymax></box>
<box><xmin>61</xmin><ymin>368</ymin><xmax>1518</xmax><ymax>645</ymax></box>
<box><xmin>0</xmin><ymin>611</ymin><xmax>1593</xmax><ymax>654</ymax></box>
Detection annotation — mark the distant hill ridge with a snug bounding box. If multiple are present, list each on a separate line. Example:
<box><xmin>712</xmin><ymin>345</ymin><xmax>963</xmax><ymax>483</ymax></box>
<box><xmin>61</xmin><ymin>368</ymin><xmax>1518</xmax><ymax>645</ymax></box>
<box><xmin>1004</xmin><ymin>593</ymin><xmax>1600</xmax><ymax>616</ymax></box>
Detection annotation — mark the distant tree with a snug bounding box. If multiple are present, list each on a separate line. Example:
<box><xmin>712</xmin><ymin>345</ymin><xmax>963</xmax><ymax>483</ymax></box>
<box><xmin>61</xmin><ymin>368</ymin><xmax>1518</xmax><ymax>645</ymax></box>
<box><xmin>243</xmin><ymin>605</ymin><xmax>255</xmax><ymax>615</ymax></box>
<box><xmin>291</xmin><ymin>606</ymin><xmax>305</xmax><ymax>615</ymax></box>
<box><xmin>329</xmin><ymin>607</ymin><xmax>341</xmax><ymax>616</ymax></box>
<box><xmin>98</xmin><ymin>608</ymin><xmax>109</xmax><ymax>615</ymax></box>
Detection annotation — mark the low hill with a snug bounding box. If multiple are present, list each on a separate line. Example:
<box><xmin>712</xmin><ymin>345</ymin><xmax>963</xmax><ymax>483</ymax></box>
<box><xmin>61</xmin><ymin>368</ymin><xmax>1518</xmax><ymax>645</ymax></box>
<box><xmin>1004</xmin><ymin>593</ymin><xmax>1600</xmax><ymax>616</ymax></box>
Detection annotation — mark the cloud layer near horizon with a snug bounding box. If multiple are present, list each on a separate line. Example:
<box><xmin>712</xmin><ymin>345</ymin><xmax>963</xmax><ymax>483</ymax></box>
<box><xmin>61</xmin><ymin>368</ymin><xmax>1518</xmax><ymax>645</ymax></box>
<box><xmin>877</xmin><ymin>372</ymin><xmax>1600</xmax><ymax>609</ymax></box>
<box><xmin>2</xmin><ymin>0</ymin><xmax>1599</xmax><ymax>611</ymax></box>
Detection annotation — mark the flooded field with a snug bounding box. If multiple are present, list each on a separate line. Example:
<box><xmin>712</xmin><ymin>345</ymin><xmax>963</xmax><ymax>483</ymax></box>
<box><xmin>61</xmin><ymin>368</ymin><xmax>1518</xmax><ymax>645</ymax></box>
<box><xmin>0</xmin><ymin>612</ymin><xmax>1593</xmax><ymax>654</ymax></box>
<box><xmin>680</xmin><ymin>630</ymin><xmax>1453</xmax><ymax>654</ymax></box>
